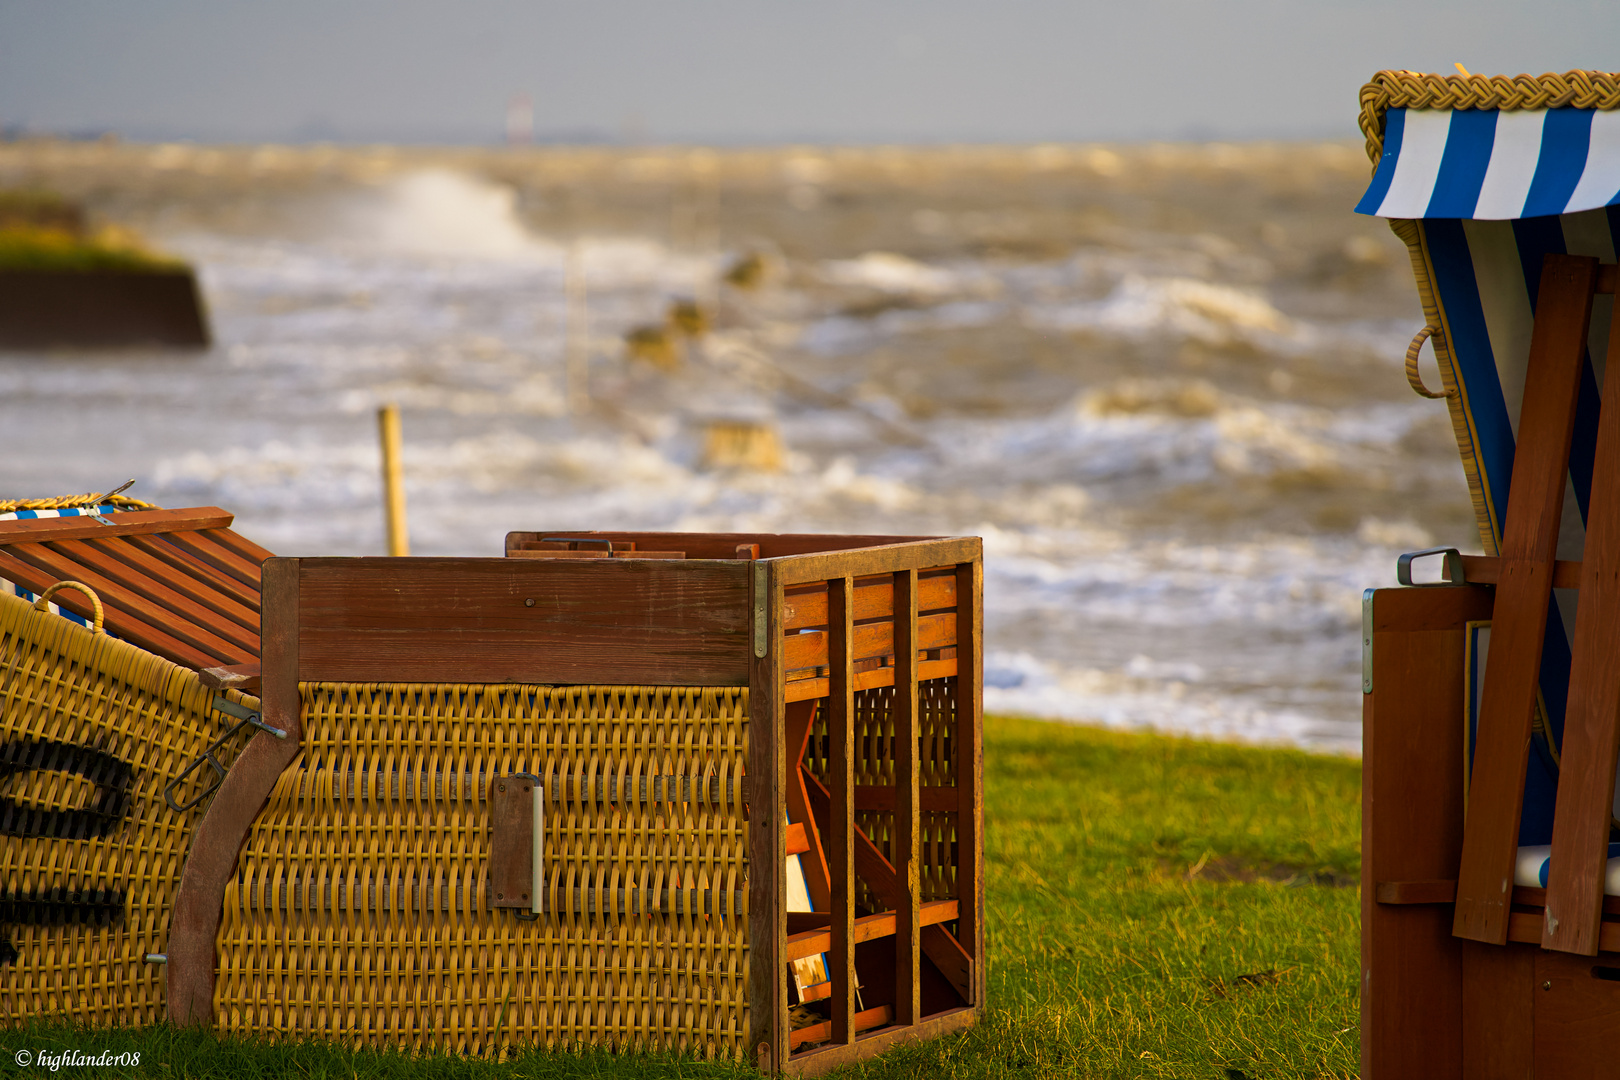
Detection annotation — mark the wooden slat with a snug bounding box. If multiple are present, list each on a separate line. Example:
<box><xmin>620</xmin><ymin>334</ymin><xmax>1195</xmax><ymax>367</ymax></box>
<box><xmin>747</xmin><ymin>558</ymin><xmax>789</xmax><ymax>1074</ymax></box>
<box><xmin>784</xmin><ymin>900</ymin><xmax>962</xmax><ymax>962</ymax></box>
<box><xmin>784</xmin><ymin>656</ymin><xmax>956</xmax><ymax>703</ymax></box>
<box><xmin>786</xmin><ymin>820</ymin><xmax>810</xmax><ymax>858</ymax></box>
<box><xmin>852</xmin><ymin>784</ymin><xmax>959</xmax><ymax>813</ymax></box>
<box><xmin>1601</xmin><ymin>261</ymin><xmax>1618</xmax><ymax>294</ymax></box>
<box><xmin>789</xmin><ymin>1005</ymin><xmax>894</xmax><ymax>1051</ymax></box>
<box><xmin>200</xmin><ymin>526</ymin><xmax>274</xmax><ymax>566</ymax></box>
<box><xmin>774</xmin><ymin>537</ymin><xmax>983</xmax><ymax>588</ymax></box>
<box><xmin>954</xmin><ymin>558</ymin><xmax>983</xmax><ymax>1004</ymax></box>
<box><xmin>199</xmin><ymin>663</ymin><xmax>261</xmax><ymax>693</ymax></box>
<box><xmin>1544</xmin><ymin>307</ymin><xmax>1620</xmax><ymax>955</ymax></box>
<box><xmin>125</xmin><ymin>534</ymin><xmax>263</xmax><ymax>613</ymax></box>
<box><xmin>0</xmin><ymin>547</ymin><xmax>229</xmax><ymax>671</ymax></box>
<box><xmin>782</xmin><ymin>611</ymin><xmax>956</xmax><ymax>673</ymax></box>
<box><xmin>80</xmin><ymin>535</ymin><xmax>261</xmax><ymax>634</ymax></box>
<box><xmin>506</xmin><ymin>530</ymin><xmax>939</xmax><ymax>561</ymax></box>
<box><xmin>1375</xmin><ymin>880</ymin><xmax>1458</xmax><ymax>905</ymax></box>
<box><xmin>7</xmin><ymin>542</ymin><xmax>254</xmax><ymax>664</ymax></box>
<box><xmin>50</xmin><ymin>538</ymin><xmax>260</xmax><ymax>654</ymax></box>
<box><xmin>1455</xmin><ymin>253</ymin><xmax>1598</xmax><ymax>946</ymax></box>
<box><xmin>0</xmin><ymin>506</ymin><xmax>232</xmax><ymax>543</ymax></box>
<box><xmin>1455</xmin><ymin>554</ymin><xmax>1582</xmax><ymax>589</ymax></box>
<box><xmin>786</xmin><ymin>1006</ymin><xmax>976</xmax><ymax>1075</ymax></box>
<box><xmin>828</xmin><ymin>574</ymin><xmax>856</xmax><ymax>1046</ymax></box>
<box><xmin>893</xmin><ymin>567</ymin><xmax>921</xmax><ymax>1027</ymax></box>
<box><xmin>782</xmin><ymin>571</ymin><xmax>956</xmax><ymax>631</ymax></box>
<box><xmin>1460</xmin><ymin>940</ymin><xmax>1534</xmax><ymax>1077</ymax></box>
<box><xmin>294</xmin><ymin>557</ymin><xmax>750</xmax><ymax>685</ymax></box>
<box><xmin>165</xmin><ymin>530</ymin><xmax>264</xmax><ymax>587</ymax></box>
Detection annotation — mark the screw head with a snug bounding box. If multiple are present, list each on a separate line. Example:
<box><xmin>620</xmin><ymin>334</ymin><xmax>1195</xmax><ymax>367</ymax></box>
<box><xmin>497</xmin><ymin>892</ymin><xmax>504</xmax><ymax>900</ymax></box>
<box><xmin>499</xmin><ymin>783</ymin><xmax>506</xmax><ymax>793</ymax></box>
<box><xmin>1544</xmin><ymin>980</ymin><xmax>1553</xmax><ymax>990</ymax></box>
<box><xmin>525</xmin><ymin>598</ymin><xmax>536</xmax><ymax>607</ymax></box>
<box><xmin>521</xmin><ymin>892</ymin><xmax>528</xmax><ymax>900</ymax></box>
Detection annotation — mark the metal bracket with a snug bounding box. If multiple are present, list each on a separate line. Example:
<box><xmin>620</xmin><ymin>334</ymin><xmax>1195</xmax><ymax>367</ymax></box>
<box><xmin>163</xmin><ymin>696</ymin><xmax>288</xmax><ymax>813</ymax></box>
<box><xmin>489</xmin><ymin>773</ymin><xmax>544</xmax><ymax>918</ymax></box>
<box><xmin>1362</xmin><ymin>588</ymin><xmax>1375</xmax><ymax>694</ymax></box>
<box><xmin>753</xmin><ymin>562</ymin><xmax>768</xmax><ymax>659</ymax></box>
<box><xmin>1396</xmin><ymin>546</ymin><xmax>1465</xmax><ymax>587</ymax></box>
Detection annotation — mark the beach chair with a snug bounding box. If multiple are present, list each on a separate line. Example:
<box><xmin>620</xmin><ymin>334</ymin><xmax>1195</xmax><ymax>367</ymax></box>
<box><xmin>1357</xmin><ymin>69</ymin><xmax>1620</xmax><ymax>1077</ymax></box>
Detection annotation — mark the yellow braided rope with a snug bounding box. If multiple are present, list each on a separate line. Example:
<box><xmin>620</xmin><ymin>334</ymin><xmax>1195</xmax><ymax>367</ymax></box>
<box><xmin>1359</xmin><ymin>69</ymin><xmax>1620</xmax><ymax>169</ymax></box>
<box><xmin>0</xmin><ymin>493</ymin><xmax>158</xmax><ymax>513</ymax></box>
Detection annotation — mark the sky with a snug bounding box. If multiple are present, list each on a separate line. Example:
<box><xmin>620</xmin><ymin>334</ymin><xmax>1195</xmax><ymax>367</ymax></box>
<box><xmin>2</xmin><ymin>1</ymin><xmax>1618</xmax><ymax>145</ymax></box>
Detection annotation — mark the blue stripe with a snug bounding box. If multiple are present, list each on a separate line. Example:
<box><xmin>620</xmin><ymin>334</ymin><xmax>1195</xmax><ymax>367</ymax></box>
<box><xmin>1426</xmin><ymin>109</ymin><xmax>1497</xmax><ymax>218</ymax></box>
<box><xmin>1524</xmin><ymin>108</ymin><xmax>1595</xmax><ymax>218</ymax></box>
<box><xmin>1355</xmin><ymin>107</ymin><xmax>1406</xmax><ymax>215</ymax></box>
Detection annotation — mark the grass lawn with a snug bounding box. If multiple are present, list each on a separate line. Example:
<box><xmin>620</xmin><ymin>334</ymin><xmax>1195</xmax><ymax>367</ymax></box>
<box><xmin>0</xmin><ymin>716</ymin><xmax>1361</xmax><ymax>1079</ymax></box>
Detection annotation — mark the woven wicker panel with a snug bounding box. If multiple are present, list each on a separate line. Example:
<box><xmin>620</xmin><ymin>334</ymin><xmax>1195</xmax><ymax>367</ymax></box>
<box><xmin>807</xmin><ymin>680</ymin><xmax>959</xmax><ymax>913</ymax></box>
<box><xmin>0</xmin><ymin>590</ymin><xmax>256</xmax><ymax>1026</ymax></box>
<box><xmin>213</xmin><ymin>682</ymin><xmax>749</xmax><ymax>1057</ymax></box>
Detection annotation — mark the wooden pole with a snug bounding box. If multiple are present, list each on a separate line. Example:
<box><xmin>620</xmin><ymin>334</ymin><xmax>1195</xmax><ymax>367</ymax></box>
<box><xmin>378</xmin><ymin>404</ymin><xmax>409</xmax><ymax>556</ymax></box>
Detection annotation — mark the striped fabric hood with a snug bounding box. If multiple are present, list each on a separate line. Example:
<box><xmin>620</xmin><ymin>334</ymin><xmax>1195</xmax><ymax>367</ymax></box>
<box><xmin>1354</xmin><ymin>71</ymin><xmax>1620</xmax><ymax>845</ymax></box>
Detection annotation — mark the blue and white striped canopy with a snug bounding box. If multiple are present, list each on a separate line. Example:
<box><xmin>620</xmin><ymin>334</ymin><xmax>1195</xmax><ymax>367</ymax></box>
<box><xmin>1357</xmin><ymin>107</ymin><xmax>1620</xmax><ymax>220</ymax></box>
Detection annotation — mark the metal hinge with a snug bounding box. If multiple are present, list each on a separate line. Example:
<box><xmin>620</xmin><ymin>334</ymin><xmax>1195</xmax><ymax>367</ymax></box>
<box><xmin>753</xmin><ymin>562</ymin><xmax>768</xmax><ymax>659</ymax></box>
<box><xmin>1362</xmin><ymin>588</ymin><xmax>1375</xmax><ymax>694</ymax></box>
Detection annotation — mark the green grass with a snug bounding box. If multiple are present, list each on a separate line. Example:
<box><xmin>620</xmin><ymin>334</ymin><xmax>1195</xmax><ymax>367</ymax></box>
<box><xmin>0</xmin><ymin>226</ymin><xmax>186</xmax><ymax>272</ymax></box>
<box><xmin>0</xmin><ymin>718</ymin><xmax>1361</xmax><ymax>1079</ymax></box>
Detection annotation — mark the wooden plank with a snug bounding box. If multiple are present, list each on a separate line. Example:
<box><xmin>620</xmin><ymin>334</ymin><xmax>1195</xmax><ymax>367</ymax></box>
<box><xmin>789</xmin><ymin>1005</ymin><xmax>894</xmax><ymax>1051</ymax></box>
<box><xmin>784</xmin><ymin>900</ymin><xmax>961</xmax><ymax>962</ymax></box>
<box><xmin>0</xmin><ymin>506</ymin><xmax>232</xmax><ymax>544</ymax></box>
<box><xmin>7</xmin><ymin>541</ymin><xmax>255</xmax><ymax>664</ymax></box>
<box><xmin>199</xmin><ymin>663</ymin><xmax>261</xmax><ymax>693</ymax></box>
<box><xmin>80</xmin><ymin>535</ymin><xmax>261</xmax><ymax>633</ymax></box>
<box><xmin>125</xmin><ymin>534</ymin><xmax>263</xmax><ymax>613</ymax></box>
<box><xmin>1362</xmin><ymin>586</ymin><xmax>1488</xmax><ymax>1080</ymax></box>
<box><xmin>781</xmin><ymin>611</ymin><xmax>956</xmax><ymax>672</ymax></box>
<box><xmin>506</xmin><ymin>530</ymin><xmax>939</xmax><ymax>561</ymax></box>
<box><xmin>955</xmin><ymin>558</ymin><xmax>984</xmax><ymax>1005</ymax></box>
<box><xmin>1375</xmin><ymin>880</ymin><xmax>1458</xmax><ymax>905</ymax></box>
<box><xmin>1601</xmin><ymin>261</ymin><xmax>1618</xmax><ymax>295</ymax></box>
<box><xmin>50</xmin><ymin>538</ymin><xmax>260</xmax><ymax>653</ymax></box>
<box><xmin>774</xmin><ymin>537</ymin><xmax>982</xmax><ymax>588</ymax></box>
<box><xmin>487</xmin><ymin>775</ymin><xmax>537</xmax><ymax>909</ymax></box>
<box><xmin>1544</xmin><ymin>308</ymin><xmax>1620</xmax><ymax>956</ymax></box>
<box><xmin>828</xmin><ymin>574</ymin><xmax>856</xmax><ymax>1046</ymax></box>
<box><xmin>782</xmin><ymin>571</ymin><xmax>957</xmax><ymax>631</ymax></box>
<box><xmin>784</xmin><ymin>657</ymin><xmax>956</xmax><ymax>703</ymax></box>
<box><xmin>786</xmin><ymin>699</ymin><xmax>832</xmax><ymax>912</ymax></box>
<box><xmin>747</xmin><ymin>559</ymin><xmax>789</xmax><ymax>1074</ymax></box>
<box><xmin>165</xmin><ymin>530</ymin><xmax>264</xmax><ymax>588</ymax></box>
<box><xmin>920</xmin><ymin>923</ymin><xmax>972</xmax><ymax>1003</ymax></box>
<box><xmin>1456</xmin><ymin>554</ymin><xmax>1581</xmax><ymax>589</ymax></box>
<box><xmin>1533</xmin><ymin>948</ymin><xmax>1620</xmax><ymax>1073</ymax></box>
<box><xmin>1508</xmin><ymin>910</ymin><xmax>1620</xmax><ymax>952</ymax></box>
<box><xmin>785</xmin><ymin>1006</ymin><xmax>975</xmax><ymax>1077</ymax></box>
<box><xmin>853</xmin><ymin>785</ymin><xmax>959</xmax><ymax>813</ymax></box>
<box><xmin>0</xmin><ymin>547</ymin><xmax>231</xmax><ymax>671</ymax></box>
<box><xmin>294</xmin><ymin>557</ymin><xmax>751</xmax><ymax>685</ymax></box>
<box><xmin>1460</xmin><ymin>940</ymin><xmax>1534</xmax><ymax>1078</ymax></box>
<box><xmin>1455</xmin><ymin>253</ymin><xmax>1599</xmax><ymax>946</ymax></box>
<box><xmin>166</xmin><ymin>557</ymin><xmax>301</xmax><ymax>1026</ymax></box>
<box><xmin>199</xmin><ymin>526</ymin><xmax>274</xmax><ymax>567</ymax></box>
<box><xmin>893</xmin><ymin>567</ymin><xmax>921</xmax><ymax>1027</ymax></box>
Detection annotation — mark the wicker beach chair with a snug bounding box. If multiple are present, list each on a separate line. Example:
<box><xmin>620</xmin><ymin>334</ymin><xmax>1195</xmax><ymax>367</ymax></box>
<box><xmin>1356</xmin><ymin>69</ymin><xmax>1620</xmax><ymax>1076</ymax></box>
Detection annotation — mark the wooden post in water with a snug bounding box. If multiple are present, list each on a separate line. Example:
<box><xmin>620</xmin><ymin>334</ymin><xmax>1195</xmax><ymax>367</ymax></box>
<box><xmin>378</xmin><ymin>404</ymin><xmax>409</xmax><ymax>556</ymax></box>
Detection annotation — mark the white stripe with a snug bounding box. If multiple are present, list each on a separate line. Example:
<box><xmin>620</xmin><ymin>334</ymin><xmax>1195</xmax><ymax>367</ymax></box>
<box><xmin>1474</xmin><ymin>111</ymin><xmax>1548</xmax><ymax>220</ymax></box>
<box><xmin>1375</xmin><ymin>109</ymin><xmax>1453</xmax><ymax>217</ymax></box>
<box><xmin>1567</xmin><ymin>110</ymin><xmax>1620</xmax><ymax>214</ymax></box>
<box><xmin>1463</xmin><ymin>219</ymin><xmax>1536</xmax><ymax>437</ymax></box>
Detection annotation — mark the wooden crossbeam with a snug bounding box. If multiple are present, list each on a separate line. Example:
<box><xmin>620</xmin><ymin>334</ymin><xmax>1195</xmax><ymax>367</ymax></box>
<box><xmin>1543</xmin><ymin>286</ymin><xmax>1620</xmax><ymax>955</ymax></box>
<box><xmin>1454</xmin><ymin>254</ymin><xmax>1599</xmax><ymax>945</ymax></box>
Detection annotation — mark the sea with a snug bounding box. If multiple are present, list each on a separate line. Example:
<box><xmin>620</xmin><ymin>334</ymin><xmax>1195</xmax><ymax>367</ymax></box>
<box><xmin>0</xmin><ymin>140</ymin><xmax>1481</xmax><ymax>754</ymax></box>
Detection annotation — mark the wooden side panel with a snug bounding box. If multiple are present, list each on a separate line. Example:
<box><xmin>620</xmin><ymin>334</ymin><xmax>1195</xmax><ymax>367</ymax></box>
<box><xmin>748</xmin><ymin>562</ymin><xmax>788</xmax><ymax>1072</ymax></box>
<box><xmin>1362</xmin><ymin>585</ymin><xmax>1492</xmax><ymax>1080</ymax></box>
<box><xmin>1544</xmin><ymin>307</ymin><xmax>1620</xmax><ymax>956</ymax></box>
<box><xmin>955</xmin><ymin>558</ymin><xmax>984</xmax><ymax>1005</ymax></box>
<box><xmin>1456</xmin><ymin>254</ymin><xmax>1598</xmax><ymax>945</ymax></box>
<box><xmin>506</xmin><ymin>530</ymin><xmax>937</xmax><ymax>560</ymax></box>
<box><xmin>294</xmin><ymin>557</ymin><xmax>750</xmax><ymax>685</ymax></box>
<box><xmin>1534</xmin><ymin>950</ymin><xmax>1620</xmax><ymax>1079</ymax></box>
<box><xmin>1461</xmin><ymin>941</ymin><xmax>1535</xmax><ymax>1080</ymax></box>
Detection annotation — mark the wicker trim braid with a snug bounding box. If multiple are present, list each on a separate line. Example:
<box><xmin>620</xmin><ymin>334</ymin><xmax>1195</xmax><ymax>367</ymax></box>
<box><xmin>1358</xmin><ymin>69</ymin><xmax>1620</xmax><ymax>170</ymax></box>
<box><xmin>0</xmin><ymin>589</ymin><xmax>257</xmax><ymax>1026</ymax></box>
<box><xmin>0</xmin><ymin>494</ymin><xmax>158</xmax><ymax>513</ymax></box>
<box><xmin>213</xmin><ymin>682</ymin><xmax>749</xmax><ymax>1056</ymax></box>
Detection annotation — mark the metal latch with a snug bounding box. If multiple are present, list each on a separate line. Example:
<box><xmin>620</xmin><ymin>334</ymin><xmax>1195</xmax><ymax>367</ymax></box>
<box><xmin>163</xmin><ymin>696</ymin><xmax>288</xmax><ymax>813</ymax></box>
<box><xmin>1396</xmin><ymin>546</ymin><xmax>1466</xmax><ymax>587</ymax></box>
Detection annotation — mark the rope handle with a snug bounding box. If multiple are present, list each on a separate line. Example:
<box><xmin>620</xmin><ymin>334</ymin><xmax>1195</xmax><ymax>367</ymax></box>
<box><xmin>1405</xmin><ymin>325</ymin><xmax>1453</xmax><ymax>399</ymax></box>
<box><xmin>33</xmin><ymin>580</ymin><xmax>105</xmax><ymax>634</ymax></box>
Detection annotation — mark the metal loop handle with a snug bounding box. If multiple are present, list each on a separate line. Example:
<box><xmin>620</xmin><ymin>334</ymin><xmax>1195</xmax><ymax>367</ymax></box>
<box><xmin>1396</xmin><ymin>546</ymin><xmax>1466</xmax><ymax>587</ymax></box>
<box><xmin>1405</xmin><ymin>325</ymin><xmax>1454</xmax><ymax>399</ymax></box>
<box><xmin>33</xmin><ymin>580</ymin><xmax>105</xmax><ymax>633</ymax></box>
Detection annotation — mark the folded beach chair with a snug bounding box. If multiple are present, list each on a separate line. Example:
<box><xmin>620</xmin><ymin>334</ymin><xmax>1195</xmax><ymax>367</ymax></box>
<box><xmin>1357</xmin><ymin>69</ymin><xmax>1620</xmax><ymax>1077</ymax></box>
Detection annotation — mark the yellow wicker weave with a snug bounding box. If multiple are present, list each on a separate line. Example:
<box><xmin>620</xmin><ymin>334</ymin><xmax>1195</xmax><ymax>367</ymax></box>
<box><xmin>0</xmin><ymin>588</ymin><xmax>257</xmax><ymax>1026</ymax></box>
<box><xmin>213</xmin><ymin>682</ymin><xmax>750</xmax><ymax>1057</ymax></box>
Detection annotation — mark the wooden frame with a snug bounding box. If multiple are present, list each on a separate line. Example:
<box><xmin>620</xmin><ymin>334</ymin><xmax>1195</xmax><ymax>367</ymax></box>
<box><xmin>167</xmin><ymin>532</ymin><xmax>984</xmax><ymax>1070</ymax></box>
